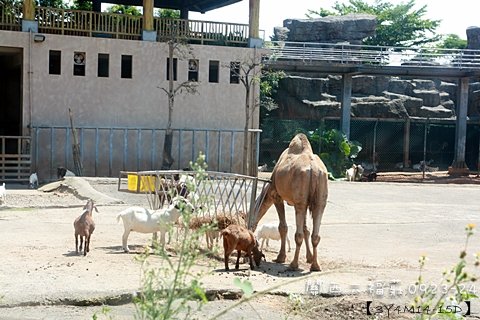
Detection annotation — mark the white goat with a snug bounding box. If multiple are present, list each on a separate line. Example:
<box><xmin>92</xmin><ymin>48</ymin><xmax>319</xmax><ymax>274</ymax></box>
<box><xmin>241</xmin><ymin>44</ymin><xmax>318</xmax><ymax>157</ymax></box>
<box><xmin>29</xmin><ymin>173</ymin><xmax>38</xmax><ymax>189</ymax></box>
<box><xmin>0</xmin><ymin>183</ymin><xmax>6</xmax><ymax>206</ymax></box>
<box><xmin>255</xmin><ymin>222</ymin><xmax>292</xmax><ymax>252</ymax></box>
<box><xmin>116</xmin><ymin>197</ymin><xmax>194</xmax><ymax>252</ymax></box>
<box><xmin>345</xmin><ymin>164</ymin><xmax>357</xmax><ymax>182</ymax></box>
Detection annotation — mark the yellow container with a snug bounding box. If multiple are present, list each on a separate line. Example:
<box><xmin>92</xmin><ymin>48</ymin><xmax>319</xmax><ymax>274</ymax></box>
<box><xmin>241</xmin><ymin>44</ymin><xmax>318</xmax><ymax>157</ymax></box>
<box><xmin>127</xmin><ymin>174</ymin><xmax>156</xmax><ymax>192</ymax></box>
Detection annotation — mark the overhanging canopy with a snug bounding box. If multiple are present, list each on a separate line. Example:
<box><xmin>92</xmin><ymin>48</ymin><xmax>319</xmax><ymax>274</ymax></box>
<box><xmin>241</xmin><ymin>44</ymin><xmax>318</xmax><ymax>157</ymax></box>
<box><xmin>94</xmin><ymin>0</ymin><xmax>243</xmax><ymax>13</ymax></box>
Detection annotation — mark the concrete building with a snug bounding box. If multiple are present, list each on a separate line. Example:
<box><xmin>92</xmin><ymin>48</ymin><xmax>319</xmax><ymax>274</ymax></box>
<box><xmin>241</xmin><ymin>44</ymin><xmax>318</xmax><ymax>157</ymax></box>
<box><xmin>0</xmin><ymin>0</ymin><xmax>263</xmax><ymax>182</ymax></box>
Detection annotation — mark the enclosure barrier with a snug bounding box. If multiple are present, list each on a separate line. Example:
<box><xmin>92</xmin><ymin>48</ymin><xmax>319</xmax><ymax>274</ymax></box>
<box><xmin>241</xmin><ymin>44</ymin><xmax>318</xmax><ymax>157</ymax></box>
<box><xmin>31</xmin><ymin>125</ymin><xmax>261</xmax><ymax>182</ymax></box>
<box><xmin>118</xmin><ymin>170</ymin><xmax>270</xmax><ymax>230</ymax></box>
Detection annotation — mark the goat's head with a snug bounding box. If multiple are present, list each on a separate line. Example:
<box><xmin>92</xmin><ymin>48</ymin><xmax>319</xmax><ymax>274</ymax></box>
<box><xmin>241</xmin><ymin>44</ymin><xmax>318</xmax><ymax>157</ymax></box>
<box><xmin>252</xmin><ymin>243</ymin><xmax>266</xmax><ymax>267</ymax></box>
<box><xmin>171</xmin><ymin>196</ymin><xmax>194</xmax><ymax>214</ymax></box>
<box><xmin>83</xmin><ymin>199</ymin><xmax>99</xmax><ymax>213</ymax></box>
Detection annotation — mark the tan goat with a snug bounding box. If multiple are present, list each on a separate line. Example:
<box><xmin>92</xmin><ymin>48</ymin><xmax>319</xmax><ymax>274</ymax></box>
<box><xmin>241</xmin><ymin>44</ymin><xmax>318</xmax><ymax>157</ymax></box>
<box><xmin>74</xmin><ymin>199</ymin><xmax>98</xmax><ymax>256</ymax></box>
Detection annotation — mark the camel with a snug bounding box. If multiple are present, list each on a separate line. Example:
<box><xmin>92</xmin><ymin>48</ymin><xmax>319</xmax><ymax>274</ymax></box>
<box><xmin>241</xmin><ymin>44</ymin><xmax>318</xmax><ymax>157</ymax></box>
<box><xmin>254</xmin><ymin>133</ymin><xmax>328</xmax><ymax>271</ymax></box>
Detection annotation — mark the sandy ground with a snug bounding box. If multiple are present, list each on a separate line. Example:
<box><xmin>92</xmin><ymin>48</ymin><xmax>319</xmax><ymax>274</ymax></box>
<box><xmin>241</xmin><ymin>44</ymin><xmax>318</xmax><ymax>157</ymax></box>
<box><xmin>0</xmin><ymin>176</ymin><xmax>479</xmax><ymax>319</ymax></box>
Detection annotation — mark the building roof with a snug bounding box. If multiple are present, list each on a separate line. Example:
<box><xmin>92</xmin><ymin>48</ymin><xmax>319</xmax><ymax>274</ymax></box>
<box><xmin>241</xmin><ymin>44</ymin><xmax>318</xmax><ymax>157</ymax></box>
<box><xmin>93</xmin><ymin>0</ymin><xmax>243</xmax><ymax>13</ymax></box>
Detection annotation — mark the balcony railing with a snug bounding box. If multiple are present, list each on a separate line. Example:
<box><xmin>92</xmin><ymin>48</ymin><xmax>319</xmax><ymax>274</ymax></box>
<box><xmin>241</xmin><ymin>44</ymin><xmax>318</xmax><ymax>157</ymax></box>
<box><xmin>264</xmin><ymin>41</ymin><xmax>480</xmax><ymax>69</ymax></box>
<box><xmin>0</xmin><ymin>5</ymin><xmax>251</xmax><ymax>45</ymax></box>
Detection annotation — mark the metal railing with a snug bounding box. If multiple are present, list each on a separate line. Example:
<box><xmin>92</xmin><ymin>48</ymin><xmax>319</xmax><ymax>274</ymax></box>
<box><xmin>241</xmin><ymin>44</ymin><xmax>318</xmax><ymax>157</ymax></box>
<box><xmin>31</xmin><ymin>125</ymin><xmax>261</xmax><ymax>181</ymax></box>
<box><xmin>0</xmin><ymin>5</ymin><xmax>252</xmax><ymax>45</ymax></box>
<box><xmin>118</xmin><ymin>169</ymin><xmax>270</xmax><ymax>230</ymax></box>
<box><xmin>264</xmin><ymin>41</ymin><xmax>480</xmax><ymax>69</ymax></box>
<box><xmin>0</xmin><ymin>136</ymin><xmax>31</xmax><ymax>182</ymax></box>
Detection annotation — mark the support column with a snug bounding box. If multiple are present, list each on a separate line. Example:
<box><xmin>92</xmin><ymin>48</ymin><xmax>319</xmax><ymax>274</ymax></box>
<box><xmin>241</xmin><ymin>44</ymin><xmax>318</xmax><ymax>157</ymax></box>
<box><xmin>403</xmin><ymin>118</ymin><xmax>411</xmax><ymax>169</ymax></box>
<box><xmin>248</xmin><ymin>0</ymin><xmax>262</xmax><ymax>48</ymax></box>
<box><xmin>180</xmin><ymin>8</ymin><xmax>189</xmax><ymax>19</ymax></box>
<box><xmin>449</xmin><ymin>77</ymin><xmax>469</xmax><ymax>175</ymax></box>
<box><xmin>340</xmin><ymin>74</ymin><xmax>352</xmax><ymax>139</ymax></box>
<box><xmin>22</xmin><ymin>0</ymin><xmax>38</xmax><ymax>32</ymax></box>
<box><xmin>142</xmin><ymin>0</ymin><xmax>156</xmax><ymax>41</ymax></box>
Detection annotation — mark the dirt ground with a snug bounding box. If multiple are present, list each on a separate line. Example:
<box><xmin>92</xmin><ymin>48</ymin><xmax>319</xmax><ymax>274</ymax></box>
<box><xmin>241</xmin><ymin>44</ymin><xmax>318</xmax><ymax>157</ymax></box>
<box><xmin>0</xmin><ymin>174</ymin><xmax>479</xmax><ymax>319</ymax></box>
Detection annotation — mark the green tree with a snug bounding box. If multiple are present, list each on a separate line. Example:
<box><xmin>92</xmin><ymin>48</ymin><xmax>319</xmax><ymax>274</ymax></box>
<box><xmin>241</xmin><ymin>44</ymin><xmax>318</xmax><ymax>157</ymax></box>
<box><xmin>0</xmin><ymin>0</ymin><xmax>22</xmax><ymax>15</ymax></box>
<box><xmin>259</xmin><ymin>70</ymin><xmax>284</xmax><ymax>120</ymax></box>
<box><xmin>307</xmin><ymin>0</ymin><xmax>441</xmax><ymax>47</ymax></box>
<box><xmin>38</xmin><ymin>0</ymin><xmax>67</xmax><ymax>8</ymax></box>
<box><xmin>308</xmin><ymin>128</ymin><xmax>362</xmax><ymax>178</ymax></box>
<box><xmin>156</xmin><ymin>8</ymin><xmax>180</xmax><ymax>18</ymax></box>
<box><xmin>69</xmin><ymin>0</ymin><xmax>91</xmax><ymax>11</ymax></box>
<box><xmin>438</xmin><ymin>34</ymin><xmax>467</xmax><ymax>50</ymax></box>
<box><xmin>106</xmin><ymin>4</ymin><xmax>141</xmax><ymax>15</ymax></box>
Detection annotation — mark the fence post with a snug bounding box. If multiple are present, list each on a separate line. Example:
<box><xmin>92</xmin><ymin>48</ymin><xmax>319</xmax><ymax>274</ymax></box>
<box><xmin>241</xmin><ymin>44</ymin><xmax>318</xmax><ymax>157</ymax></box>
<box><xmin>373</xmin><ymin>120</ymin><xmax>378</xmax><ymax>171</ymax></box>
<box><xmin>248</xmin><ymin>128</ymin><xmax>262</xmax><ymax>177</ymax></box>
<box><xmin>403</xmin><ymin>119</ymin><xmax>411</xmax><ymax>169</ymax></box>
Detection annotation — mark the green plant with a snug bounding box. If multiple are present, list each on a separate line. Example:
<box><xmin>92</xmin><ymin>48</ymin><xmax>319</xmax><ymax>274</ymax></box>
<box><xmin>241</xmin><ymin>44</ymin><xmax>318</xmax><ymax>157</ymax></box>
<box><xmin>132</xmin><ymin>153</ymin><xmax>216</xmax><ymax>320</ymax></box>
<box><xmin>306</xmin><ymin>0</ymin><xmax>441</xmax><ymax>47</ymax></box>
<box><xmin>413</xmin><ymin>223</ymin><xmax>478</xmax><ymax>319</ymax></box>
<box><xmin>308</xmin><ymin>128</ymin><xmax>362</xmax><ymax>178</ymax></box>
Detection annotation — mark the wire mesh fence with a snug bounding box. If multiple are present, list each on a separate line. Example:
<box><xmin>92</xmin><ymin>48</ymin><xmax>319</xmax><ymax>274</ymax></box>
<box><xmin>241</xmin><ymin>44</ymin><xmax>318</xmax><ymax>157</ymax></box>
<box><xmin>259</xmin><ymin>118</ymin><xmax>480</xmax><ymax>174</ymax></box>
<box><xmin>118</xmin><ymin>170</ymin><xmax>270</xmax><ymax>229</ymax></box>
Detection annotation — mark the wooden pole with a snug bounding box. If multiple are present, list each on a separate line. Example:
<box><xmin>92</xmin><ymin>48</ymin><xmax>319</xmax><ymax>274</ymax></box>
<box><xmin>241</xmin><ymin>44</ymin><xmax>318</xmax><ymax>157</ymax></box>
<box><xmin>69</xmin><ymin>108</ymin><xmax>84</xmax><ymax>176</ymax></box>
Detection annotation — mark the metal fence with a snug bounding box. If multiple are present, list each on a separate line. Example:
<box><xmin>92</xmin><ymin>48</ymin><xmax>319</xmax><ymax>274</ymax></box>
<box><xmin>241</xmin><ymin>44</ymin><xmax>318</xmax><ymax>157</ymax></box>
<box><xmin>32</xmin><ymin>125</ymin><xmax>261</xmax><ymax>182</ymax></box>
<box><xmin>264</xmin><ymin>41</ymin><xmax>480</xmax><ymax>69</ymax></box>
<box><xmin>117</xmin><ymin>169</ymin><xmax>270</xmax><ymax>229</ymax></box>
<box><xmin>259</xmin><ymin>118</ymin><xmax>480</xmax><ymax>174</ymax></box>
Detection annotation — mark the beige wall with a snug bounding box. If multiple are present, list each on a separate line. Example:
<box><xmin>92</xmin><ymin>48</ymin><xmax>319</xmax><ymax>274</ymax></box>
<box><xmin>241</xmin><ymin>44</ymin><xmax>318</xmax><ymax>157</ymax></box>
<box><xmin>0</xmin><ymin>30</ymin><xmax>261</xmax><ymax>177</ymax></box>
<box><xmin>0</xmin><ymin>30</ymin><xmax>259</xmax><ymax>130</ymax></box>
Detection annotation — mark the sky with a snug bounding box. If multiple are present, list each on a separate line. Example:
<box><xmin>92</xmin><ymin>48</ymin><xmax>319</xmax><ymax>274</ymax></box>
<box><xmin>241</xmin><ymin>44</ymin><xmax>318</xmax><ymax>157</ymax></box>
<box><xmin>189</xmin><ymin>0</ymin><xmax>479</xmax><ymax>40</ymax></box>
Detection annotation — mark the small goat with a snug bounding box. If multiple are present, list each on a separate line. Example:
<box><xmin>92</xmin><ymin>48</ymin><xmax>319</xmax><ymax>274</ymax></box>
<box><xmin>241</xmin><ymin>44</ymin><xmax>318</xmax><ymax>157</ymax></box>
<box><xmin>221</xmin><ymin>224</ymin><xmax>265</xmax><ymax>271</ymax></box>
<box><xmin>346</xmin><ymin>164</ymin><xmax>357</xmax><ymax>181</ymax></box>
<box><xmin>73</xmin><ymin>199</ymin><xmax>98</xmax><ymax>256</ymax></box>
<box><xmin>57</xmin><ymin>167</ymin><xmax>76</xmax><ymax>179</ymax></box>
<box><xmin>116</xmin><ymin>196</ymin><xmax>194</xmax><ymax>252</ymax></box>
<box><xmin>187</xmin><ymin>212</ymin><xmax>246</xmax><ymax>249</ymax></box>
<box><xmin>29</xmin><ymin>173</ymin><xmax>38</xmax><ymax>189</ymax></box>
<box><xmin>255</xmin><ymin>222</ymin><xmax>292</xmax><ymax>252</ymax></box>
<box><xmin>346</xmin><ymin>164</ymin><xmax>365</xmax><ymax>182</ymax></box>
<box><xmin>0</xmin><ymin>182</ymin><xmax>6</xmax><ymax>206</ymax></box>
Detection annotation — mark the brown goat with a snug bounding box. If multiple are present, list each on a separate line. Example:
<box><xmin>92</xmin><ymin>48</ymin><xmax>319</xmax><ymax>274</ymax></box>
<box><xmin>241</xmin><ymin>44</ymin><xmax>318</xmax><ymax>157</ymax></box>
<box><xmin>187</xmin><ymin>212</ymin><xmax>247</xmax><ymax>249</ymax></box>
<box><xmin>221</xmin><ymin>224</ymin><xmax>265</xmax><ymax>270</ymax></box>
<box><xmin>73</xmin><ymin>199</ymin><xmax>98</xmax><ymax>256</ymax></box>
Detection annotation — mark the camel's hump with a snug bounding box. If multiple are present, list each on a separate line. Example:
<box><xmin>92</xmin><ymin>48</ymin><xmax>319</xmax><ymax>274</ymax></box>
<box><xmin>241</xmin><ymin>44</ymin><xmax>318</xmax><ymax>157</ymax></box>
<box><xmin>288</xmin><ymin>133</ymin><xmax>313</xmax><ymax>154</ymax></box>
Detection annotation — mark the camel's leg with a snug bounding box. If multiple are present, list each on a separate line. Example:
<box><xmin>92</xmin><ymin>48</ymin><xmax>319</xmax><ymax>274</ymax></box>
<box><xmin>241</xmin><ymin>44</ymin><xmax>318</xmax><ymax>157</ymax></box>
<box><xmin>303</xmin><ymin>214</ymin><xmax>313</xmax><ymax>263</ymax></box>
<box><xmin>274</xmin><ymin>201</ymin><xmax>288</xmax><ymax>263</ymax></box>
<box><xmin>289</xmin><ymin>207</ymin><xmax>307</xmax><ymax>270</ymax></box>
<box><xmin>310</xmin><ymin>200</ymin><xmax>327</xmax><ymax>272</ymax></box>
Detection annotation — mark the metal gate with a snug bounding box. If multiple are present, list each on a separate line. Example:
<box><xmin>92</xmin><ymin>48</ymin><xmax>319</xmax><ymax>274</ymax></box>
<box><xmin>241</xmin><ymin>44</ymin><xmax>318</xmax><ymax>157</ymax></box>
<box><xmin>118</xmin><ymin>170</ymin><xmax>270</xmax><ymax>229</ymax></box>
<box><xmin>0</xmin><ymin>136</ymin><xmax>31</xmax><ymax>182</ymax></box>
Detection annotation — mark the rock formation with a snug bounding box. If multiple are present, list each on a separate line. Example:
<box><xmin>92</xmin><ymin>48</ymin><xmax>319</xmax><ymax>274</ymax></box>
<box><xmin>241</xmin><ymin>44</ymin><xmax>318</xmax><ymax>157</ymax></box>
<box><xmin>273</xmin><ymin>75</ymin><xmax>480</xmax><ymax>119</ymax></box>
<box><xmin>278</xmin><ymin>14</ymin><xmax>376</xmax><ymax>44</ymax></box>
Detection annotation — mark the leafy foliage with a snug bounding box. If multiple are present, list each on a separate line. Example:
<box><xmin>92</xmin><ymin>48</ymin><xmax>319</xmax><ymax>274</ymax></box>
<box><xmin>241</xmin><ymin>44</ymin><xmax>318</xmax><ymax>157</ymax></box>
<box><xmin>69</xmin><ymin>0</ymin><xmax>91</xmax><ymax>11</ymax></box>
<box><xmin>308</xmin><ymin>128</ymin><xmax>362</xmax><ymax>178</ymax></box>
<box><xmin>260</xmin><ymin>70</ymin><xmax>285</xmax><ymax>118</ymax></box>
<box><xmin>306</xmin><ymin>0</ymin><xmax>441</xmax><ymax>47</ymax></box>
<box><xmin>133</xmin><ymin>154</ymin><xmax>214</xmax><ymax>320</ymax></box>
<box><xmin>38</xmin><ymin>0</ymin><xmax>68</xmax><ymax>9</ymax></box>
<box><xmin>438</xmin><ymin>34</ymin><xmax>467</xmax><ymax>50</ymax></box>
<box><xmin>413</xmin><ymin>224</ymin><xmax>478</xmax><ymax>319</ymax></box>
<box><xmin>105</xmin><ymin>5</ymin><xmax>141</xmax><ymax>16</ymax></box>
<box><xmin>156</xmin><ymin>8</ymin><xmax>180</xmax><ymax>18</ymax></box>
